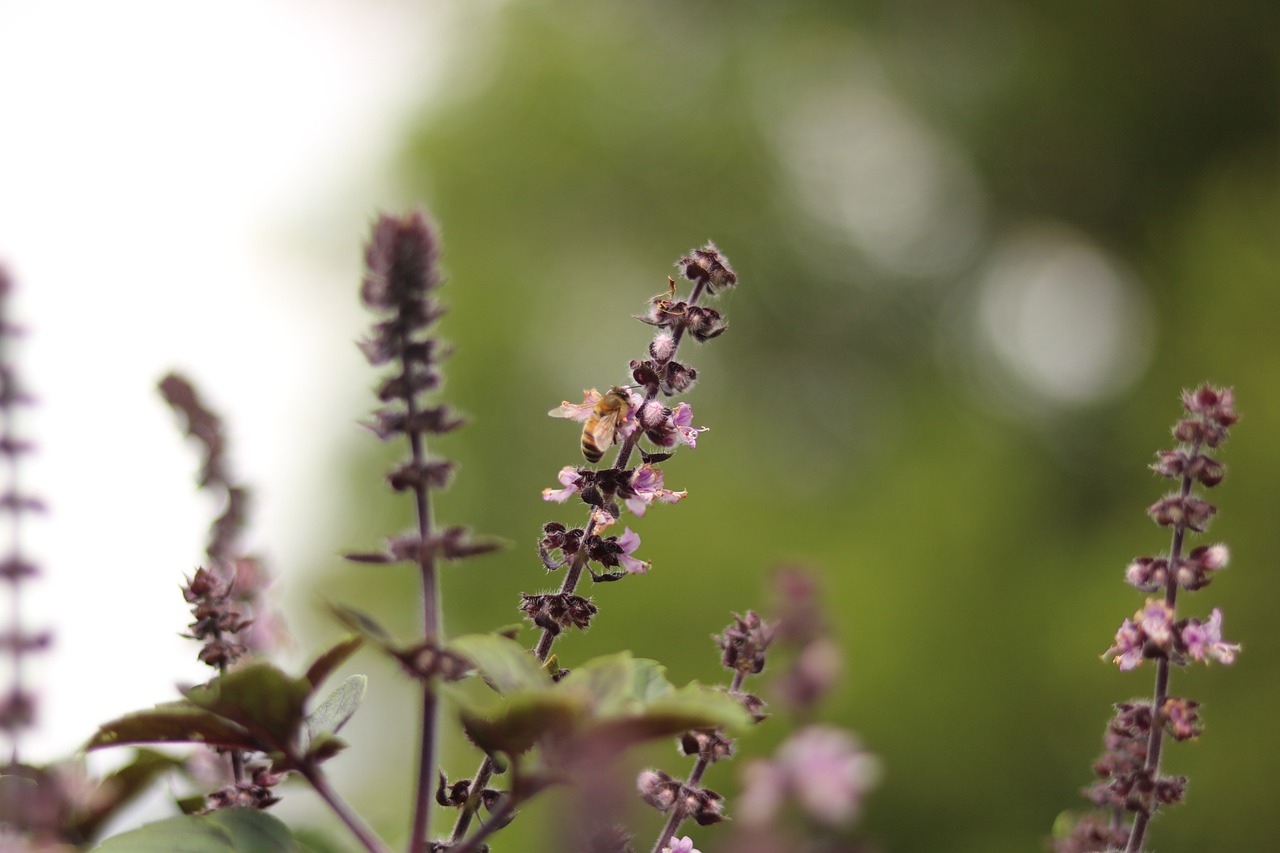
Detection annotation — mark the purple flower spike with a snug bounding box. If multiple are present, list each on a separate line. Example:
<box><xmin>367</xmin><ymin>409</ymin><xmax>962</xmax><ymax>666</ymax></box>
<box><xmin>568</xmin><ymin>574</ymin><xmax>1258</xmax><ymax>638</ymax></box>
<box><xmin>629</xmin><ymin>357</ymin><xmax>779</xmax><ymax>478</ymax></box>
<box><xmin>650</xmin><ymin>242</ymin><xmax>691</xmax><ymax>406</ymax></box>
<box><xmin>1059</xmin><ymin>387</ymin><xmax>1242</xmax><ymax>853</ymax></box>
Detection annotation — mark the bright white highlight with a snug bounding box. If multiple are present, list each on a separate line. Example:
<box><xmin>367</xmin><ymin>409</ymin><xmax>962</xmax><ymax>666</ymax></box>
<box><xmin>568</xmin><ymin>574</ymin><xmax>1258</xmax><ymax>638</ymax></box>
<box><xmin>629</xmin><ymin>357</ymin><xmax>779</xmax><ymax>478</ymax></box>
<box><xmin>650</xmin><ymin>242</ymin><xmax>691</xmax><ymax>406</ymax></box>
<box><xmin>976</xmin><ymin>226</ymin><xmax>1153</xmax><ymax>406</ymax></box>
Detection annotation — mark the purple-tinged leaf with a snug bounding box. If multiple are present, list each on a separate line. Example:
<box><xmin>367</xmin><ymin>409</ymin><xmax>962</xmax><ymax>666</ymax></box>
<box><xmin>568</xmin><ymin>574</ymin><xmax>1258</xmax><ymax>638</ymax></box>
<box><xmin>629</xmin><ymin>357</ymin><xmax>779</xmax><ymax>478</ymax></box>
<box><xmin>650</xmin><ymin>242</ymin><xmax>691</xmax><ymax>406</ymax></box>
<box><xmin>86</xmin><ymin>704</ymin><xmax>259</xmax><ymax>753</ymax></box>
<box><xmin>304</xmin><ymin>635</ymin><xmax>365</xmax><ymax>690</ymax></box>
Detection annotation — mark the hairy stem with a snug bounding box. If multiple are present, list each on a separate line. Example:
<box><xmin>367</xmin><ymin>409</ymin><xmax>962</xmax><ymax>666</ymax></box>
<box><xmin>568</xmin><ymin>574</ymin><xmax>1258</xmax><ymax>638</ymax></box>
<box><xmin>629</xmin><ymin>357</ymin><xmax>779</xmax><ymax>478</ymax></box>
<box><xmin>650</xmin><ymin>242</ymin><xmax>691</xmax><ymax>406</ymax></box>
<box><xmin>446</xmin><ymin>793</ymin><xmax>517</xmax><ymax>853</ymax></box>
<box><xmin>650</xmin><ymin>669</ymin><xmax>747</xmax><ymax>853</ymax></box>
<box><xmin>451</xmin><ymin>519</ymin><xmax>600</xmax><ymax>844</ymax></box>
<box><xmin>297</xmin><ymin>761</ymin><xmax>392</xmax><ymax>853</ymax></box>
<box><xmin>407</xmin><ymin>368</ymin><xmax>443</xmax><ymax>853</ymax></box>
<box><xmin>1125</xmin><ymin>439</ymin><xmax>1200</xmax><ymax>853</ymax></box>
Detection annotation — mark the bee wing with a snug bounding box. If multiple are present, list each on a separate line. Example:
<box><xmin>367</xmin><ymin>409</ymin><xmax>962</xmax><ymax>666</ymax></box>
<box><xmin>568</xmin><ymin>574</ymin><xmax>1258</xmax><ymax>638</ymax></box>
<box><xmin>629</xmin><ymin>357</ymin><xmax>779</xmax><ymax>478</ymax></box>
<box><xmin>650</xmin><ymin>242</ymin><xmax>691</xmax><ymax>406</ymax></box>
<box><xmin>549</xmin><ymin>389</ymin><xmax>602</xmax><ymax>420</ymax></box>
<box><xmin>588</xmin><ymin>408</ymin><xmax>625</xmax><ymax>451</ymax></box>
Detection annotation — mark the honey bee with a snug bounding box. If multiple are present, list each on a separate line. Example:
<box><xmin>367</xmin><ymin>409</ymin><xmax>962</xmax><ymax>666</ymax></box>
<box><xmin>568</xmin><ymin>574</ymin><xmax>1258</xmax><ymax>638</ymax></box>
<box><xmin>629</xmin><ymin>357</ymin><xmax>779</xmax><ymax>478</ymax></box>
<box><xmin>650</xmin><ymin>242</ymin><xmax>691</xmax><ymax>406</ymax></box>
<box><xmin>581</xmin><ymin>387</ymin><xmax>632</xmax><ymax>463</ymax></box>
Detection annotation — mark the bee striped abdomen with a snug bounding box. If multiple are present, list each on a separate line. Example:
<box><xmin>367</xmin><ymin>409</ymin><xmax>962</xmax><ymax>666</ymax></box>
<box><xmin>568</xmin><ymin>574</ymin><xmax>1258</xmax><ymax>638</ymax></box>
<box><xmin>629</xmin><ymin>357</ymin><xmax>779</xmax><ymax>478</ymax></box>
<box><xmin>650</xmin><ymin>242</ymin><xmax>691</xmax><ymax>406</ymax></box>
<box><xmin>581</xmin><ymin>427</ymin><xmax>606</xmax><ymax>463</ymax></box>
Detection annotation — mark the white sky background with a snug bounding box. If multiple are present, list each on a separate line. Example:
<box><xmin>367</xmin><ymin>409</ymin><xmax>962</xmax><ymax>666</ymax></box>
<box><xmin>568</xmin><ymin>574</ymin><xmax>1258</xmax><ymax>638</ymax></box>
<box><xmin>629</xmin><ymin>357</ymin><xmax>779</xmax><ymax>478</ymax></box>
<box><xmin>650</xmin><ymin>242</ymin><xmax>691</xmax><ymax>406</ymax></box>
<box><xmin>0</xmin><ymin>0</ymin><xmax>472</xmax><ymax>763</ymax></box>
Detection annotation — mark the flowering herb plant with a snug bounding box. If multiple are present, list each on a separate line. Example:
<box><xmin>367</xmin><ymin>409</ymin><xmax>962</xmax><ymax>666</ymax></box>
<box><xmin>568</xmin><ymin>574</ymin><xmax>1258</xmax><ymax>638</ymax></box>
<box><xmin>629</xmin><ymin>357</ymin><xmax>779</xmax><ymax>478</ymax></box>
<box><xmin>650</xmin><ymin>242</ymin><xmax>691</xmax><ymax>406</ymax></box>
<box><xmin>0</xmin><ymin>212</ymin><xmax>1241</xmax><ymax>853</ymax></box>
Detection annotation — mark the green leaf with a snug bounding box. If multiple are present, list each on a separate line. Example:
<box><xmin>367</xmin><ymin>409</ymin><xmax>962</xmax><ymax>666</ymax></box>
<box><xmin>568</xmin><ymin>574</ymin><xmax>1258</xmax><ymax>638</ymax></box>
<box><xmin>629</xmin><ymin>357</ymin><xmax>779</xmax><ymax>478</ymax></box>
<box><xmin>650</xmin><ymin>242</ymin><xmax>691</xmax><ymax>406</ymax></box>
<box><xmin>176</xmin><ymin>794</ymin><xmax>207</xmax><ymax>815</ymax></box>
<box><xmin>299</xmin><ymin>733</ymin><xmax>349</xmax><ymax>764</ymax></box>
<box><xmin>93</xmin><ymin>809</ymin><xmax>297</xmax><ymax>852</ymax></box>
<box><xmin>648</xmin><ymin>684</ymin><xmax>754</xmax><ymax>730</ymax></box>
<box><xmin>299</xmin><ymin>674</ymin><xmax>367</xmax><ymax>757</ymax></box>
<box><xmin>304</xmin><ymin>635</ymin><xmax>365</xmax><ymax>690</ymax></box>
<box><xmin>74</xmin><ymin>749</ymin><xmax>189</xmax><ymax>840</ymax></box>
<box><xmin>293</xmin><ymin>827</ymin><xmax>355</xmax><ymax>853</ymax></box>
<box><xmin>559</xmin><ymin>653</ymin><xmax>672</xmax><ymax>716</ymax></box>
<box><xmin>182</xmin><ymin>662</ymin><xmax>311</xmax><ymax>752</ymax></box>
<box><xmin>87</xmin><ymin>704</ymin><xmax>260</xmax><ymax>753</ymax></box>
<box><xmin>457</xmin><ymin>689</ymin><xmax>582</xmax><ymax>756</ymax></box>
<box><xmin>586</xmin><ymin>684</ymin><xmax>752</xmax><ymax>748</ymax></box>
<box><xmin>449</xmin><ymin>633</ymin><xmax>550</xmax><ymax>694</ymax></box>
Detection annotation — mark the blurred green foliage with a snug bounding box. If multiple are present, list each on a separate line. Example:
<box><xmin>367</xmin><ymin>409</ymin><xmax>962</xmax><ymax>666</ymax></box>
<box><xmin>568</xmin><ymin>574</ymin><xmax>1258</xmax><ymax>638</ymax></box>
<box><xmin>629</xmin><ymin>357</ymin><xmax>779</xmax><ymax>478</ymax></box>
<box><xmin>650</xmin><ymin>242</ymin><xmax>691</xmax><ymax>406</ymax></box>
<box><xmin>307</xmin><ymin>2</ymin><xmax>1278</xmax><ymax>852</ymax></box>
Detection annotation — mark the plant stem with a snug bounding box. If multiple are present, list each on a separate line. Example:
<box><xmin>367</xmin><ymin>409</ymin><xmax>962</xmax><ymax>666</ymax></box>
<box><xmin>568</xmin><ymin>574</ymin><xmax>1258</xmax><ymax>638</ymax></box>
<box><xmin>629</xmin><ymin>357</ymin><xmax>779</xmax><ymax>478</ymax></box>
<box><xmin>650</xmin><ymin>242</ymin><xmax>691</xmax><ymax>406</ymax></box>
<box><xmin>297</xmin><ymin>761</ymin><xmax>393</xmax><ymax>853</ymax></box>
<box><xmin>650</xmin><ymin>669</ymin><xmax>747</xmax><ymax>853</ymax></box>
<box><xmin>533</xmin><ymin>517</ymin><xmax>597</xmax><ymax>660</ymax></box>
<box><xmin>447</xmin><ymin>793</ymin><xmax>517</xmax><ymax>853</ymax></box>
<box><xmin>406</xmin><ymin>367</ymin><xmax>443</xmax><ymax>853</ymax></box>
<box><xmin>1125</xmin><ymin>439</ymin><xmax>1200</xmax><ymax>853</ymax></box>
<box><xmin>451</xmin><ymin>520</ymin><xmax>601</xmax><ymax>844</ymax></box>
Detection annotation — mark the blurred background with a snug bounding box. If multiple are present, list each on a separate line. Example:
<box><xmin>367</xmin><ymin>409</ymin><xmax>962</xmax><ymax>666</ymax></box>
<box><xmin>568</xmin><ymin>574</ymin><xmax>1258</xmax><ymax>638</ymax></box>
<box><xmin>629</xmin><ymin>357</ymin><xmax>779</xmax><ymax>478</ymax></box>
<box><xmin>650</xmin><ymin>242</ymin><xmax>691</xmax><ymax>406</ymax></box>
<box><xmin>1</xmin><ymin>1</ymin><xmax>1277</xmax><ymax>852</ymax></box>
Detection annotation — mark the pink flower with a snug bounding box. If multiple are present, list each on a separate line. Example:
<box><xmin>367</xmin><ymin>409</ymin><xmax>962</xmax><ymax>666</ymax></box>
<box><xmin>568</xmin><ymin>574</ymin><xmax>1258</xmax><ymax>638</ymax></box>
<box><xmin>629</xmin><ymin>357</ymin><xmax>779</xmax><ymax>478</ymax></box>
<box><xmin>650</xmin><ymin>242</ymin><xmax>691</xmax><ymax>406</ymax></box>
<box><xmin>661</xmin><ymin>837</ymin><xmax>700</xmax><ymax>853</ymax></box>
<box><xmin>617</xmin><ymin>527</ymin><xmax>650</xmax><ymax>574</ymax></box>
<box><xmin>645</xmin><ymin>401</ymin><xmax>707</xmax><ymax>449</ymax></box>
<box><xmin>1181</xmin><ymin>608</ymin><xmax>1241</xmax><ymax>664</ymax></box>
<box><xmin>590</xmin><ymin>506</ymin><xmax>618</xmax><ymax>532</ymax></box>
<box><xmin>1137</xmin><ymin>599</ymin><xmax>1174</xmax><ymax>647</ymax></box>
<box><xmin>1103</xmin><ymin>618</ymin><xmax>1146</xmax><ymax>671</ymax></box>
<box><xmin>625</xmin><ymin>464</ymin><xmax>687</xmax><ymax>516</ymax></box>
<box><xmin>542</xmin><ymin>466</ymin><xmax>583</xmax><ymax>502</ymax></box>
<box><xmin>739</xmin><ymin>725</ymin><xmax>880</xmax><ymax>828</ymax></box>
<box><xmin>671</xmin><ymin>402</ymin><xmax>706</xmax><ymax>448</ymax></box>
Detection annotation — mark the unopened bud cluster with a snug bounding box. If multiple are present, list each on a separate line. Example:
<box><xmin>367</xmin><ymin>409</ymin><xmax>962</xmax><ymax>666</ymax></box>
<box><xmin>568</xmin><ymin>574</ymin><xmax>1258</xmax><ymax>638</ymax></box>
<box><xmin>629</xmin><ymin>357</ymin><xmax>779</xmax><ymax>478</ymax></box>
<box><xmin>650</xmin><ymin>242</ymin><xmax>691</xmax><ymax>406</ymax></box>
<box><xmin>0</xmin><ymin>268</ymin><xmax>47</xmax><ymax>748</ymax></box>
<box><xmin>350</xmin><ymin>213</ymin><xmax>498</xmax><ymax>575</ymax></box>
<box><xmin>637</xmin><ymin>768</ymin><xmax>726</xmax><ymax>826</ymax></box>
<box><xmin>182</xmin><ymin>566</ymin><xmax>253</xmax><ymax>669</ymax></box>
<box><xmin>641</xmin><ymin>611</ymin><xmax>773</xmax><ymax>849</ymax></box>
<box><xmin>203</xmin><ymin>764</ymin><xmax>286</xmax><ymax>812</ymax></box>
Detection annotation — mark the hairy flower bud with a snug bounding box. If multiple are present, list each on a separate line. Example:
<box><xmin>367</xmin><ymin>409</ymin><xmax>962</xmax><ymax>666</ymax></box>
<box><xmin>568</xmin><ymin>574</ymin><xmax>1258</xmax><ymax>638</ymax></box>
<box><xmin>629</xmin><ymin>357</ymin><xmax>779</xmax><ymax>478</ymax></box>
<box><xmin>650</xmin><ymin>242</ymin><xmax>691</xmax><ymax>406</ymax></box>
<box><xmin>717</xmin><ymin>611</ymin><xmax>774</xmax><ymax>674</ymax></box>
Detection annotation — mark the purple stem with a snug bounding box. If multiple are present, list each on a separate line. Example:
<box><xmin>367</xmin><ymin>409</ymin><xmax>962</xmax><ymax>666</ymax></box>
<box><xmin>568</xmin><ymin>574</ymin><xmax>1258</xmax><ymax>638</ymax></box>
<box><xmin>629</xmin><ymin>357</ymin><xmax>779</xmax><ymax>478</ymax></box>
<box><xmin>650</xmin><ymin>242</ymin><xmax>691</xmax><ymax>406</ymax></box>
<box><xmin>405</xmin><ymin>350</ymin><xmax>443</xmax><ymax>853</ymax></box>
<box><xmin>649</xmin><ymin>669</ymin><xmax>747</xmax><ymax>853</ymax></box>
<box><xmin>1125</xmin><ymin>438</ymin><xmax>1201</xmax><ymax>853</ymax></box>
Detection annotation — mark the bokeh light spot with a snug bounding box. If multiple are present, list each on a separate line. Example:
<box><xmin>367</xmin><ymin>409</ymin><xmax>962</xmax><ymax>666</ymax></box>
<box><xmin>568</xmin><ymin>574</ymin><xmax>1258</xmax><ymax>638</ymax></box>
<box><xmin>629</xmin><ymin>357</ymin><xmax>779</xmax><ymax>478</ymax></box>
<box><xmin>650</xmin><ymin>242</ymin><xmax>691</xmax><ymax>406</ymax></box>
<box><xmin>976</xmin><ymin>226</ymin><xmax>1153</xmax><ymax>407</ymax></box>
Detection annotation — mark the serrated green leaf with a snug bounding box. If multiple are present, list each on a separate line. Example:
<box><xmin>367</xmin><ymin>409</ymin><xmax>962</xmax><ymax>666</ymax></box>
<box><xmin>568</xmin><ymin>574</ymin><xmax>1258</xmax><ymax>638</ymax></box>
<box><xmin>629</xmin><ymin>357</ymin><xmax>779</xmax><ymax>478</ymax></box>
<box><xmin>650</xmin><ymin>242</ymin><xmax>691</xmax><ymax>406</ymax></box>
<box><xmin>182</xmin><ymin>662</ymin><xmax>310</xmax><ymax>752</ymax></box>
<box><xmin>559</xmin><ymin>653</ymin><xmax>673</xmax><ymax>716</ymax></box>
<box><xmin>449</xmin><ymin>633</ymin><xmax>549</xmax><ymax>694</ymax></box>
<box><xmin>92</xmin><ymin>809</ymin><xmax>296</xmax><ymax>852</ymax></box>
<box><xmin>300</xmin><ymin>674</ymin><xmax>367</xmax><ymax>757</ymax></box>
<box><xmin>86</xmin><ymin>704</ymin><xmax>259</xmax><ymax>753</ymax></box>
